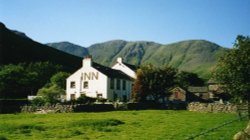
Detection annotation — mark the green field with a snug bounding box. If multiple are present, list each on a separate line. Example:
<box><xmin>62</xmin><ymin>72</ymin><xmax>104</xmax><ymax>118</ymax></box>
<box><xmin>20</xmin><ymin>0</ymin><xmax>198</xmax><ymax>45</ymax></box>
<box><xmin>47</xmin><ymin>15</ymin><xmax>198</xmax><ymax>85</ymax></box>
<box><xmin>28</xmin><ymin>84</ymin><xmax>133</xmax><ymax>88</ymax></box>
<box><xmin>0</xmin><ymin>110</ymin><xmax>247</xmax><ymax>140</ymax></box>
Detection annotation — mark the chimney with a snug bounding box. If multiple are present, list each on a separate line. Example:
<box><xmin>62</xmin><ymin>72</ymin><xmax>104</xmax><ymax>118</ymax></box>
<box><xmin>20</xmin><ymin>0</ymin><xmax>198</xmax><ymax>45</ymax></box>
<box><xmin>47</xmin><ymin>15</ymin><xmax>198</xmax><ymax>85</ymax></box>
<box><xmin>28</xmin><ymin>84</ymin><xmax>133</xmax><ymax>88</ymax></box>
<box><xmin>82</xmin><ymin>55</ymin><xmax>92</xmax><ymax>67</ymax></box>
<box><xmin>117</xmin><ymin>57</ymin><xmax>123</xmax><ymax>63</ymax></box>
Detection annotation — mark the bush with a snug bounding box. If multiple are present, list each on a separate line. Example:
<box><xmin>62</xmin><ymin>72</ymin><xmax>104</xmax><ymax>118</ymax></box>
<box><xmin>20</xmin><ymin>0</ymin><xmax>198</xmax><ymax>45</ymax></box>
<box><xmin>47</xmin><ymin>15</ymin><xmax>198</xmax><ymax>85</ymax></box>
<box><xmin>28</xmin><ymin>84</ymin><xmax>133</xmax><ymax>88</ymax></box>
<box><xmin>37</xmin><ymin>84</ymin><xmax>64</xmax><ymax>104</ymax></box>
<box><xmin>30</xmin><ymin>97</ymin><xmax>46</xmax><ymax>106</ymax></box>
<box><xmin>96</xmin><ymin>98</ymin><xmax>107</xmax><ymax>103</ymax></box>
<box><xmin>76</xmin><ymin>95</ymin><xmax>95</xmax><ymax>104</ymax></box>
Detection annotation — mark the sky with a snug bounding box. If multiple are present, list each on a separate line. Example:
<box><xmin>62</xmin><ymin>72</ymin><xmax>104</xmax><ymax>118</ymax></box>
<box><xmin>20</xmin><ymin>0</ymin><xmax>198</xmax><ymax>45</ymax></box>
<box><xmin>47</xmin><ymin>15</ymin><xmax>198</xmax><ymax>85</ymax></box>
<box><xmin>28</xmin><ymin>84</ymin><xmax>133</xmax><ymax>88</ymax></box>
<box><xmin>0</xmin><ymin>0</ymin><xmax>250</xmax><ymax>48</ymax></box>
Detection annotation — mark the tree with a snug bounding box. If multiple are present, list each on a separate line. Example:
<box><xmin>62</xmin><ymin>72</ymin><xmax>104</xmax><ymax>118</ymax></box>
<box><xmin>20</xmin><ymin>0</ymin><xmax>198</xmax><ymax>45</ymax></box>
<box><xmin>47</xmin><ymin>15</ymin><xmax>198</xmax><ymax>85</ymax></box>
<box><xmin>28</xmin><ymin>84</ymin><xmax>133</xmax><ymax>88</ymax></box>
<box><xmin>37</xmin><ymin>84</ymin><xmax>64</xmax><ymax>104</ymax></box>
<box><xmin>36</xmin><ymin>71</ymin><xmax>70</xmax><ymax>104</ymax></box>
<box><xmin>50</xmin><ymin>72</ymin><xmax>70</xmax><ymax>89</ymax></box>
<box><xmin>24</xmin><ymin>62</ymin><xmax>62</xmax><ymax>94</ymax></box>
<box><xmin>132</xmin><ymin>64</ymin><xmax>177</xmax><ymax>102</ymax></box>
<box><xmin>0</xmin><ymin>64</ymin><xmax>38</xmax><ymax>98</ymax></box>
<box><xmin>0</xmin><ymin>62</ymin><xmax>62</xmax><ymax>99</ymax></box>
<box><xmin>176</xmin><ymin>71</ymin><xmax>205</xmax><ymax>89</ymax></box>
<box><xmin>0</xmin><ymin>64</ymin><xmax>27</xmax><ymax>98</ymax></box>
<box><xmin>213</xmin><ymin>36</ymin><xmax>250</xmax><ymax>103</ymax></box>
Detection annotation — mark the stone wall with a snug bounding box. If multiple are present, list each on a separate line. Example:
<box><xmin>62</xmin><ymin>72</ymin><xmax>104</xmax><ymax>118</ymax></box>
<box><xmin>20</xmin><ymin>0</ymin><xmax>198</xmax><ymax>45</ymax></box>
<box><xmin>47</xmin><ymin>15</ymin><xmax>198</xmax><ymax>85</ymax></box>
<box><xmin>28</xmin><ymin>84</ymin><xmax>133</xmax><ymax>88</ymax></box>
<box><xmin>187</xmin><ymin>102</ymin><xmax>241</xmax><ymax>113</ymax></box>
<box><xmin>21</xmin><ymin>104</ymin><xmax>115</xmax><ymax>114</ymax></box>
<box><xmin>21</xmin><ymin>104</ymin><xmax>74</xmax><ymax>114</ymax></box>
<box><xmin>21</xmin><ymin>102</ymin><xmax>245</xmax><ymax>114</ymax></box>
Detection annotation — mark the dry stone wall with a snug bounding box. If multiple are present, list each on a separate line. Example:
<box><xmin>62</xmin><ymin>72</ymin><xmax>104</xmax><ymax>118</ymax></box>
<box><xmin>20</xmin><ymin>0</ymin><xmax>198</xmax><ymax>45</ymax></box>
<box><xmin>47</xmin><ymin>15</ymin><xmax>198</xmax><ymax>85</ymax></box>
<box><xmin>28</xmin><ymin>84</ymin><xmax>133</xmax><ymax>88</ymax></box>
<box><xmin>21</xmin><ymin>104</ymin><xmax>115</xmax><ymax>113</ymax></box>
<box><xmin>21</xmin><ymin>104</ymin><xmax>74</xmax><ymax>114</ymax></box>
<box><xmin>187</xmin><ymin>102</ymin><xmax>240</xmax><ymax>113</ymax></box>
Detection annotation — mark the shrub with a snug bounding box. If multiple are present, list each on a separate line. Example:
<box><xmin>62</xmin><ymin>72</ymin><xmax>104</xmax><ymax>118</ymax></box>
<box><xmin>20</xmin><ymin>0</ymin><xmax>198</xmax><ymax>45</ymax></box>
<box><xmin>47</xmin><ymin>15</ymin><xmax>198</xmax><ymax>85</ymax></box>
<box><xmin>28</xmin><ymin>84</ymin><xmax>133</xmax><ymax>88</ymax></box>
<box><xmin>96</xmin><ymin>97</ymin><xmax>107</xmax><ymax>103</ymax></box>
<box><xmin>30</xmin><ymin>97</ymin><xmax>46</xmax><ymax>106</ymax></box>
<box><xmin>37</xmin><ymin>84</ymin><xmax>64</xmax><ymax>104</ymax></box>
<box><xmin>76</xmin><ymin>95</ymin><xmax>95</xmax><ymax>104</ymax></box>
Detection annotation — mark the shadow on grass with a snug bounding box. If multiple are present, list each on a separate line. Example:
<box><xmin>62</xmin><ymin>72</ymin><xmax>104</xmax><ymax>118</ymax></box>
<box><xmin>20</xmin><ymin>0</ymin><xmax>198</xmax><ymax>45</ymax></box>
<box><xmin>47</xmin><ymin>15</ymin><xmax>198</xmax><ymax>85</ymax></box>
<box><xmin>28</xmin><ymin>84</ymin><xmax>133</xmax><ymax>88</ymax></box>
<box><xmin>71</xmin><ymin>119</ymin><xmax>125</xmax><ymax>127</ymax></box>
<box><xmin>0</xmin><ymin>135</ymin><xmax>8</xmax><ymax>140</ymax></box>
<box><xmin>0</xmin><ymin>123</ymin><xmax>46</xmax><ymax>135</ymax></box>
<box><xmin>70</xmin><ymin>118</ymin><xmax>124</xmax><ymax>132</ymax></box>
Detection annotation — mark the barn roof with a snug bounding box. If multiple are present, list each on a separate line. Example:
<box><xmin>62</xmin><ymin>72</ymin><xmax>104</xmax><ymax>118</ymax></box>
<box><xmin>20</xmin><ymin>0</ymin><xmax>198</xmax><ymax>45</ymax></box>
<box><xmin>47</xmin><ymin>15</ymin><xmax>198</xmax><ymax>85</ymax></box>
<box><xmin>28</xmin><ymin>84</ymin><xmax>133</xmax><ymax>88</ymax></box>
<box><xmin>93</xmin><ymin>62</ymin><xmax>132</xmax><ymax>80</ymax></box>
<box><xmin>123</xmin><ymin>62</ymin><xmax>138</xmax><ymax>71</ymax></box>
<box><xmin>187</xmin><ymin>86</ymin><xmax>208</xmax><ymax>93</ymax></box>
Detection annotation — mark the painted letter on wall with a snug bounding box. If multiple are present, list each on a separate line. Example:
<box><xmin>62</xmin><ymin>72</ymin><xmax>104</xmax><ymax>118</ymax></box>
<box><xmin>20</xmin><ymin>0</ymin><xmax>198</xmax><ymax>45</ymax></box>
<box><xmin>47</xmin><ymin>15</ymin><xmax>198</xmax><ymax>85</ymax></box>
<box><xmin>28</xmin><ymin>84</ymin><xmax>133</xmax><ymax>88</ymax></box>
<box><xmin>83</xmin><ymin>72</ymin><xmax>99</xmax><ymax>80</ymax></box>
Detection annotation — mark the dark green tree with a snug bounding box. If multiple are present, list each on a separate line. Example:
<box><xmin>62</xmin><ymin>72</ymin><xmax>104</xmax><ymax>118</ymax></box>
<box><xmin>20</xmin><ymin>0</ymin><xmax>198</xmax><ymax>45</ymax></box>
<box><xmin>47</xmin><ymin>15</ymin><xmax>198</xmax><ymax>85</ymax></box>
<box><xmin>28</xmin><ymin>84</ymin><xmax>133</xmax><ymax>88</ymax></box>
<box><xmin>50</xmin><ymin>72</ymin><xmax>70</xmax><ymax>89</ymax></box>
<box><xmin>213</xmin><ymin>35</ymin><xmax>250</xmax><ymax>114</ymax></box>
<box><xmin>132</xmin><ymin>64</ymin><xmax>177</xmax><ymax>102</ymax></box>
<box><xmin>36</xmin><ymin>71</ymin><xmax>70</xmax><ymax>104</ymax></box>
<box><xmin>24</xmin><ymin>62</ymin><xmax>62</xmax><ymax>93</ymax></box>
<box><xmin>0</xmin><ymin>62</ymin><xmax>62</xmax><ymax>99</ymax></box>
<box><xmin>0</xmin><ymin>64</ymin><xmax>29</xmax><ymax>98</ymax></box>
<box><xmin>176</xmin><ymin>71</ymin><xmax>205</xmax><ymax>89</ymax></box>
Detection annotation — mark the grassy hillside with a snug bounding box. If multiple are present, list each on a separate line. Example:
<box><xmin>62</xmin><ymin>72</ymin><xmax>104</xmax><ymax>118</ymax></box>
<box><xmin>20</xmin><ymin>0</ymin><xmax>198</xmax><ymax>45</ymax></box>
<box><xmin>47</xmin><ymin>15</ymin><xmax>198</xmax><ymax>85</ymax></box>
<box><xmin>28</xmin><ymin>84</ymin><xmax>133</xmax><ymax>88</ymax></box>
<box><xmin>88</xmin><ymin>40</ymin><xmax>227</xmax><ymax>79</ymax></box>
<box><xmin>48</xmin><ymin>39</ymin><xmax>227</xmax><ymax>79</ymax></box>
<box><xmin>0</xmin><ymin>22</ymin><xmax>82</xmax><ymax>72</ymax></box>
<box><xmin>0</xmin><ymin>110</ymin><xmax>246</xmax><ymax>140</ymax></box>
<box><xmin>46</xmin><ymin>42</ymin><xmax>88</xmax><ymax>57</ymax></box>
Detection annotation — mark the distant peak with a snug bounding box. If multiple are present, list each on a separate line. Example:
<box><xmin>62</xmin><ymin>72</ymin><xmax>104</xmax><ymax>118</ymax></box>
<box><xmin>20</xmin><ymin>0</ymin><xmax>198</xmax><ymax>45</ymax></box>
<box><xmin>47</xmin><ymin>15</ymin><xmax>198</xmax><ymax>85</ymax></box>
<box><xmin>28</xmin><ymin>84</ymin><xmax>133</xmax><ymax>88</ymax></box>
<box><xmin>100</xmin><ymin>40</ymin><xmax>127</xmax><ymax>44</ymax></box>
<box><xmin>46</xmin><ymin>41</ymin><xmax>85</xmax><ymax>48</ymax></box>
<box><xmin>48</xmin><ymin>41</ymin><xmax>75</xmax><ymax>45</ymax></box>
<box><xmin>166</xmin><ymin>39</ymin><xmax>222</xmax><ymax>48</ymax></box>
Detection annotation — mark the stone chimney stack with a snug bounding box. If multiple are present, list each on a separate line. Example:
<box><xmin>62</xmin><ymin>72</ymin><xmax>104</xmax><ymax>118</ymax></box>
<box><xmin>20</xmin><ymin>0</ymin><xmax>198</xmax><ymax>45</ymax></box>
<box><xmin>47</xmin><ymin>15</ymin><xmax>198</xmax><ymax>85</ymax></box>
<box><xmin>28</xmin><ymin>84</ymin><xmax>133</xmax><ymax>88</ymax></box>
<box><xmin>82</xmin><ymin>55</ymin><xmax>92</xmax><ymax>67</ymax></box>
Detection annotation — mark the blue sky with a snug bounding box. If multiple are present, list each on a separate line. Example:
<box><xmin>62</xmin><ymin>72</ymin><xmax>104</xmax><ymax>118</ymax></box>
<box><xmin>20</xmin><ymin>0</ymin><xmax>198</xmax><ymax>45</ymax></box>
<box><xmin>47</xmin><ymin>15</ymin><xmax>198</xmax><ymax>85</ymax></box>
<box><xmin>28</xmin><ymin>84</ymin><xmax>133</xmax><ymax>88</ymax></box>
<box><xmin>0</xmin><ymin>0</ymin><xmax>250</xmax><ymax>48</ymax></box>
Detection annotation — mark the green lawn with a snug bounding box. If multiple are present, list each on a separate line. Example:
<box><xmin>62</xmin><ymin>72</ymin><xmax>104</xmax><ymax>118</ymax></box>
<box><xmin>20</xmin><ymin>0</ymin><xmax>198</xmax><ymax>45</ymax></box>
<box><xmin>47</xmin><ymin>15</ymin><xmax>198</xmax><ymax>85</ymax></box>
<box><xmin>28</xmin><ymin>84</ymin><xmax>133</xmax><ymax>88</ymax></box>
<box><xmin>0</xmin><ymin>110</ymin><xmax>247</xmax><ymax>140</ymax></box>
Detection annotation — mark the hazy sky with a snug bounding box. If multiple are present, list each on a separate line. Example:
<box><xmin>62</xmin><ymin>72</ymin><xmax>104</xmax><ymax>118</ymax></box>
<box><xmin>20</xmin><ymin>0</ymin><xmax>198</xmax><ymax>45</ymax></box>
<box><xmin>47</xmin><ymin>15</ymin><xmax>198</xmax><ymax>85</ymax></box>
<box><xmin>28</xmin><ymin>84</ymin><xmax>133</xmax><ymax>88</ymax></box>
<box><xmin>1</xmin><ymin>0</ymin><xmax>250</xmax><ymax>48</ymax></box>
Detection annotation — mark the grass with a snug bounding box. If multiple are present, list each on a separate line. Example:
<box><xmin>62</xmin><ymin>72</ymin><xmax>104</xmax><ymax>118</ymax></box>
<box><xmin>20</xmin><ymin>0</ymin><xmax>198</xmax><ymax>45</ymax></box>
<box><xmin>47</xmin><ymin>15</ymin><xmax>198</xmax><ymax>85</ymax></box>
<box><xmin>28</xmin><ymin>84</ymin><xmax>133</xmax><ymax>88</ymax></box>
<box><xmin>0</xmin><ymin>110</ymin><xmax>247</xmax><ymax>140</ymax></box>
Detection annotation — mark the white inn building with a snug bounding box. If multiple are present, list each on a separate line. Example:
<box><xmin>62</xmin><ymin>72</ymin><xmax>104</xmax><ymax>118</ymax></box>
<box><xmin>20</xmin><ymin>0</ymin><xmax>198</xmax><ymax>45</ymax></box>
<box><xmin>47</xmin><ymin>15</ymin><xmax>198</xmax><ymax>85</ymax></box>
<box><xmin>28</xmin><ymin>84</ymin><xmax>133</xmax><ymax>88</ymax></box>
<box><xmin>66</xmin><ymin>56</ymin><xmax>136</xmax><ymax>101</ymax></box>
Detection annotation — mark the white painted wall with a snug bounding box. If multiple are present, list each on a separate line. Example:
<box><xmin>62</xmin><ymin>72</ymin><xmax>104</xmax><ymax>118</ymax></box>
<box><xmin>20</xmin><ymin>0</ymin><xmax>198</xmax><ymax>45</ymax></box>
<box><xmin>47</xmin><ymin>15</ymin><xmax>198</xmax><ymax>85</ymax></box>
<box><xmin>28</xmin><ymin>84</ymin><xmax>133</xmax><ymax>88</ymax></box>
<box><xmin>66</xmin><ymin>57</ymin><xmax>134</xmax><ymax>101</ymax></box>
<box><xmin>66</xmin><ymin>66</ymin><xmax>108</xmax><ymax>101</ymax></box>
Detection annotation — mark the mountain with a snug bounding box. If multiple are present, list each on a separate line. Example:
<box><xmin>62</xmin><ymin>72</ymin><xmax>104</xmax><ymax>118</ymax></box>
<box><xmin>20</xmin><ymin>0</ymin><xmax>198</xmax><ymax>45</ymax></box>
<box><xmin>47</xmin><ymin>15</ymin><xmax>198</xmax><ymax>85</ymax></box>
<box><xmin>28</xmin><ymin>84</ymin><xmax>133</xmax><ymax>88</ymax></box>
<box><xmin>48</xmin><ymin>40</ymin><xmax>227</xmax><ymax>79</ymax></box>
<box><xmin>89</xmin><ymin>40</ymin><xmax>227</xmax><ymax>79</ymax></box>
<box><xmin>0</xmin><ymin>22</ymin><xmax>82</xmax><ymax>72</ymax></box>
<box><xmin>11</xmin><ymin>30</ymin><xmax>31</xmax><ymax>40</ymax></box>
<box><xmin>46</xmin><ymin>42</ymin><xmax>88</xmax><ymax>57</ymax></box>
<box><xmin>0</xmin><ymin>21</ymin><xmax>227</xmax><ymax>79</ymax></box>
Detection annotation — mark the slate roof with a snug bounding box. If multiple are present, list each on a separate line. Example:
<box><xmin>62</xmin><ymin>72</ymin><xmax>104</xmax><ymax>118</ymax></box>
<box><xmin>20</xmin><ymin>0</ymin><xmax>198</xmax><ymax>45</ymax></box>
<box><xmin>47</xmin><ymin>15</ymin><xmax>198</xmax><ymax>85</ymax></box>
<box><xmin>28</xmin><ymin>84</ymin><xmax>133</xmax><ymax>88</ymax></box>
<box><xmin>123</xmin><ymin>62</ymin><xmax>138</xmax><ymax>71</ymax></box>
<box><xmin>187</xmin><ymin>86</ymin><xmax>208</xmax><ymax>93</ymax></box>
<box><xmin>92</xmin><ymin>62</ymin><xmax>132</xmax><ymax>80</ymax></box>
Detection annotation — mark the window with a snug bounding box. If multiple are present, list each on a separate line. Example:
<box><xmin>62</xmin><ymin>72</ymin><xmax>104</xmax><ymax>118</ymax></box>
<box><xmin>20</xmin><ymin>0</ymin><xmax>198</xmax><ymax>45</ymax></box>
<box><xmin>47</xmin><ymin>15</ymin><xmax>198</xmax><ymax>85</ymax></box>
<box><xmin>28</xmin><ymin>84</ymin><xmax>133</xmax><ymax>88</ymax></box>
<box><xmin>70</xmin><ymin>81</ymin><xmax>75</xmax><ymax>88</ymax></box>
<box><xmin>110</xmin><ymin>78</ymin><xmax>114</xmax><ymax>89</ymax></box>
<box><xmin>83</xmin><ymin>81</ymin><xmax>88</xmax><ymax>89</ymax></box>
<box><xmin>122</xmin><ymin>80</ymin><xmax>126</xmax><ymax>90</ymax></box>
<box><xmin>113</xmin><ymin>92</ymin><xmax>117</xmax><ymax>101</ymax></box>
<box><xmin>116</xmin><ymin>79</ymin><xmax>120</xmax><ymax>90</ymax></box>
